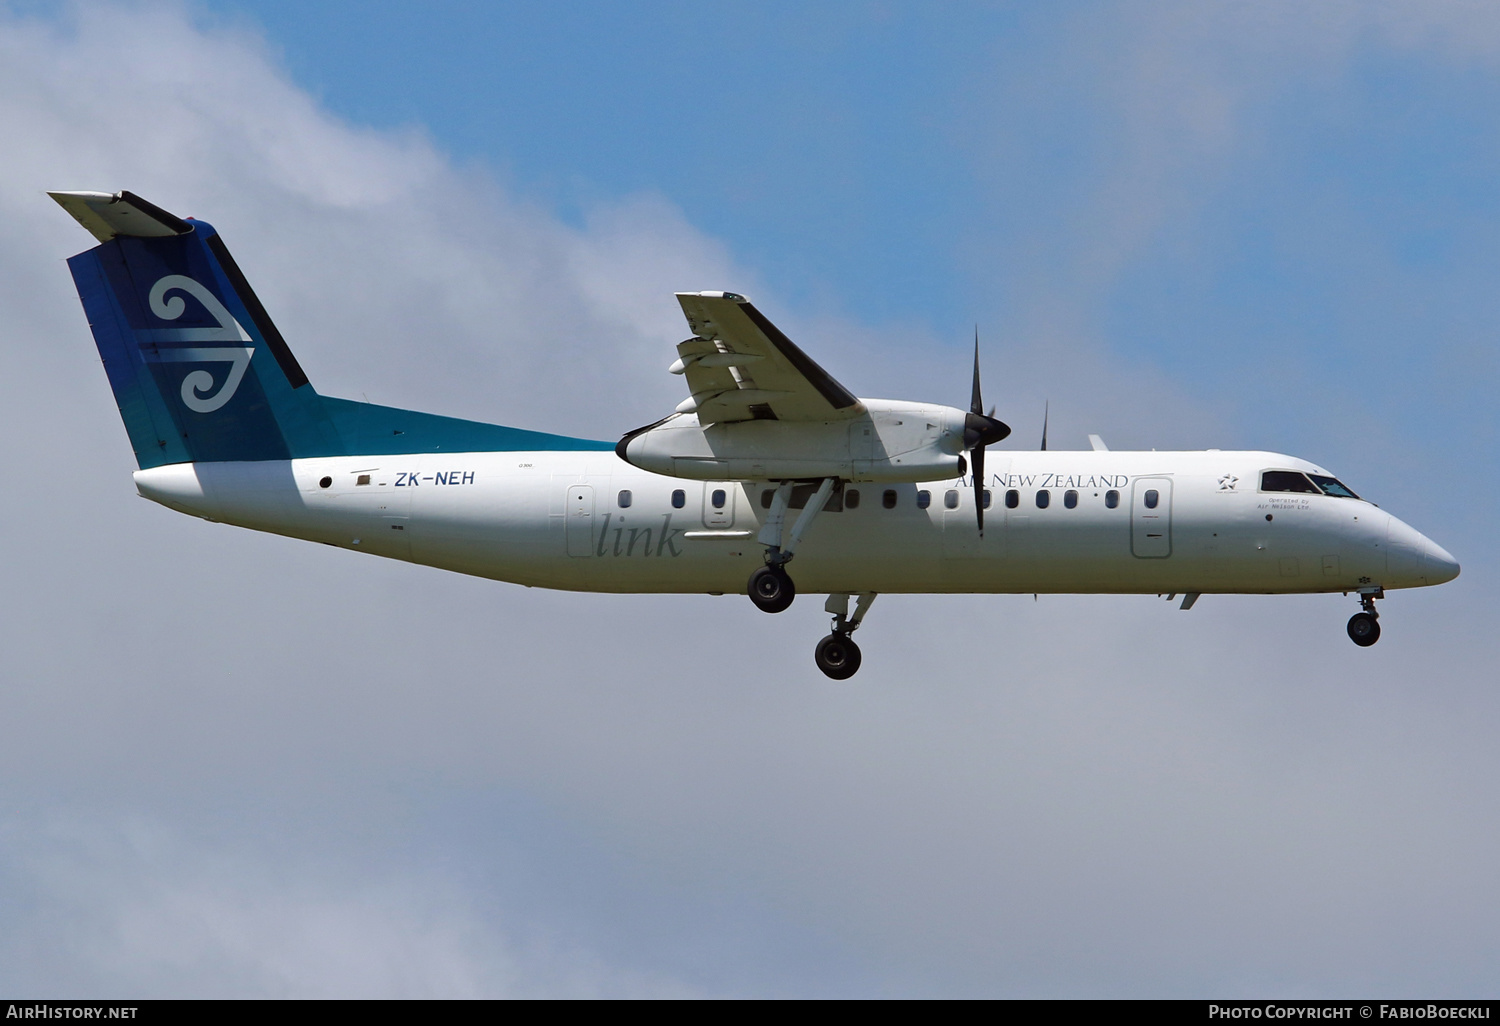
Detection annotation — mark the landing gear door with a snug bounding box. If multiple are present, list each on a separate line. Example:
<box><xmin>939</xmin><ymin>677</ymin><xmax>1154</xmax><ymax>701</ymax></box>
<box><xmin>1131</xmin><ymin>477</ymin><xmax>1172</xmax><ymax>558</ymax></box>
<box><xmin>703</xmin><ymin>483</ymin><xmax>736</xmax><ymax>529</ymax></box>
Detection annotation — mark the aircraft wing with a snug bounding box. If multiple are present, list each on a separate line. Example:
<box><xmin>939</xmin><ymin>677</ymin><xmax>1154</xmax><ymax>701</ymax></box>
<box><xmin>673</xmin><ymin>292</ymin><xmax>864</xmax><ymax>424</ymax></box>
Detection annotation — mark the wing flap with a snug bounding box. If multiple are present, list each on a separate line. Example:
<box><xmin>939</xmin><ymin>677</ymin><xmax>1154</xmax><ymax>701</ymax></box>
<box><xmin>674</xmin><ymin>292</ymin><xmax>863</xmax><ymax>424</ymax></box>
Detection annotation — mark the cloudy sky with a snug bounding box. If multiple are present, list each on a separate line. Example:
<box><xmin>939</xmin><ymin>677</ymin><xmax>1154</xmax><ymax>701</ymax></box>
<box><xmin>1</xmin><ymin>0</ymin><xmax>1496</xmax><ymax>997</ymax></box>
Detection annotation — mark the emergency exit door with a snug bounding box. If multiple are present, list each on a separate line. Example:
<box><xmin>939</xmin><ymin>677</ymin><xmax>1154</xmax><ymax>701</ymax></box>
<box><xmin>1131</xmin><ymin>477</ymin><xmax>1172</xmax><ymax>558</ymax></box>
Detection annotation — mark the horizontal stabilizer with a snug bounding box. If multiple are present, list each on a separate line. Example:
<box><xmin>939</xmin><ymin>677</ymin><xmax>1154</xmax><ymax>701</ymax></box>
<box><xmin>49</xmin><ymin>190</ymin><xmax>191</xmax><ymax>242</ymax></box>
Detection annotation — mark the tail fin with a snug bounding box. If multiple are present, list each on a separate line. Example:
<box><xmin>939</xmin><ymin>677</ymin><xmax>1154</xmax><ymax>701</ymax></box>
<box><xmin>52</xmin><ymin>191</ymin><xmax>343</xmax><ymax>468</ymax></box>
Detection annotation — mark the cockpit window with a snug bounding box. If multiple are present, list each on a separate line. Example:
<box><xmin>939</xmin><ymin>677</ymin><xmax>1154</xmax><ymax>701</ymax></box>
<box><xmin>1308</xmin><ymin>474</ymin><xmax>1360</xmax><ymax>499</ymax></box>
<box><xmin>1260</xmin><ymin>471</ymin><xmax>1320</xmax><ymax>494</ymax></box>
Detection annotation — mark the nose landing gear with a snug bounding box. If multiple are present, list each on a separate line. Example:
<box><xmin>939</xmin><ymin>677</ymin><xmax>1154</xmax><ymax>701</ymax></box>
<box><xmin>815</xmin><ymin>592</ymin><xmax>876</xmax><ymax>680</ymax></box>
<box><xmin>1347</xmin><ymin>588</ymin><xmax>1383</xmax><ymax>647</ymax></box>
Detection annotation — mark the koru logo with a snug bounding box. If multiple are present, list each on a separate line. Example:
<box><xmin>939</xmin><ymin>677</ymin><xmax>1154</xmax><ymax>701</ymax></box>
<box><xmin>138</xmin><ymin>275</ymin><xmax>255</xmax><ymax>413</ymax></box>
<box><xmin>1218</xmin><ymin>473</ymin><xmax>1239</xmax><ymax>491</ymax></box>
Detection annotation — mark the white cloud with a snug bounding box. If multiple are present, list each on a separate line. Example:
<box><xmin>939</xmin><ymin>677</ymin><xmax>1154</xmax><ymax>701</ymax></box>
<box><xmin>0</xmin><ymin>812</ymin><xmax>705</xmax><ymax>997</ymax></box>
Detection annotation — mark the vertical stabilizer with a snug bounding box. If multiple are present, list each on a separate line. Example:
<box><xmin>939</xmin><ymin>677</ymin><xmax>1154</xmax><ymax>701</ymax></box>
<box><xmin>53</xmin><ymin>191</ymin><xmax>342</xmax><ymax>468</ymax></box>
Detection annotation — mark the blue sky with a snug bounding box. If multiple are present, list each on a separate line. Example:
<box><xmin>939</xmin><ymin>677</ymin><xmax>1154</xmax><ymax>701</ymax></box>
<box><xmin>2</xmin><ymin>0</ymin><xmax>1498</xmax><ymax>998</ymax></box>
<box><xmin>207</xmin><ymin>1</ymin><xmax>1009</xmax><ymax>322</ymax></box>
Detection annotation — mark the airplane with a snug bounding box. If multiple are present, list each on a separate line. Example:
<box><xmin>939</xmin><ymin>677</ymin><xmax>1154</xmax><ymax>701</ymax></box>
<box><xmin>50</xmin><ymin>190</ymin><xmax>1461</xmax><ymax>679</ymax></box>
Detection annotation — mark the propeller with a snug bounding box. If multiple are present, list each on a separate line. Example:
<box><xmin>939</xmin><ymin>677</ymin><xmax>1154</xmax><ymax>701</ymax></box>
<box><xmin>964</xmin><ymin>329</ymin><xmax>1011</xmax><ymax>535</ymax></box>
<box><xmin>1040</xmin><ymin>400</ymin><xmax>1049</xmax><ymax>451</ymax></box>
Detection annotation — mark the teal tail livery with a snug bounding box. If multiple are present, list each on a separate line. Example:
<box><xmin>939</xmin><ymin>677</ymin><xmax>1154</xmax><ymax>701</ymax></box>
<box><xmin>53</xmin><ymin>191</ymin><xmax>1459</xmax><ymax>680</ymax></box>
<box><xmin>53</xmin><ymin>190</ymin><xmax>612</xmax><ymax>468</ymax></box>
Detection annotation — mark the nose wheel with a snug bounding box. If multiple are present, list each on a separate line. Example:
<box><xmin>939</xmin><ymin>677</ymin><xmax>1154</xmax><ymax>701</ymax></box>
<box><xmin>1347</xmin><ymin>588</ymin><xmax>1382</xmax><ymax>647</ymax></box>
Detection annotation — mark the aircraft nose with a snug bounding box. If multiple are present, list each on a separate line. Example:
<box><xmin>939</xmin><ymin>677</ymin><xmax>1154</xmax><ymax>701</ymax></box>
<box><xmin>1385</xmin><ymin>516</ymin><xmax>1459</xmax><ymax>587</ymax></box>
<box><xmin>1425</xmin><ymin>538</ymin><xmax>1461</xmax><ymax>584</ymax></box>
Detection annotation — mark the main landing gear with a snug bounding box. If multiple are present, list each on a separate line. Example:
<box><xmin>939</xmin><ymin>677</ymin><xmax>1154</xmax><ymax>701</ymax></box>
<box><xmin>815</xmin><ymin>592</ymin><xmax>877</xmax><ymax>680</ymax></box>
<box><xmin>1347</xmin><ymin>588</ymin><xmax>1383</xmax><ymax>647</ymax></box>
<box><xmin>747</xmin><ymin>478</ymin><xmax>836</xmax><ymax>614</ymax></box>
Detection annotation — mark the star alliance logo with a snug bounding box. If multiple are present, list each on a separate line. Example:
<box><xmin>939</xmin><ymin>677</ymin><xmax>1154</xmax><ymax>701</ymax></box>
<box><xmin>1218</xmin><ymin>474</ymin><xmax>1239</xmax><ymax>491</ymax></box>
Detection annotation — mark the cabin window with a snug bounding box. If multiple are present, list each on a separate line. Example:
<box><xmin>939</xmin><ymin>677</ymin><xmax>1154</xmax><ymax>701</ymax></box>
<box><xmin>1036</xmin><ymin>489</ymin><xmax>1050</xmax><ymax>509</ymax></box>
<box><xmin>845</xmin><ymin>488</ymin><xmax>861</xmax><ymax>509</ymax></box>
<box><xmin>672</xmin><ymin>489</ymin><xmax>686</xmax><ymax>509</ymax></box>
<box><xmin>882</xmin><ymin>489</ymin><xmax>897</xmax><ymax>509</ymax></box>
<box><xmin>318</xmin><ymin>476</ymin><xmax>332</xmax><ymax>489</ymax></box>
<box><xmin>944</xmin><ymin>489</ymin><xmax>960</xmax><ymax>510</ymax></box>
<box><xmin>711</xmin><ymin>488</ymin><xmax>727</xmax><ymax>509</ymax></box>
<box><xmin>1064</xmin><ymin>489</ymin><xmax>1078</xmax><ymax>509</ymax></box>
<box><xmin>982</xmin><ymin>489</ymin><xmax>992</xmax><ymax>509</ymax></box>
<box><xmin>1261</xmin><ymin>471</ymin><xmax>1320</xmax><ymax>494</ymax></box>
<box><xmin>1144</xmin><ymin>489</ymin><xmax>1159</xmax><ymax>509</ymax></box>
<box><xmin>617</xmin><ymin>489</ymin><xmax>632</xmax><ymax>508</ymax></box>
<box><xmin>1105</xmin><ymin>489</ymin><xmax>1119</xmax><ymax>509</ymax></box>
<box><xmin>1308</xmin><ymin>474</ymin><xmax>1360</xmax><ymax>499</ymax></box>
<box><xmin>1005</xmin><ymin>489</ymin><xmax>1019</xmax><ymax>509</ymax></box>
<box><xmin>917</xmin><ymin>490</ymin><xmax>931</xmax><ymax>509</ymax></box>
<box><xmin>356</xmin><ymin>474</ymin><xmax>371</xmax><ymax>486</ymax></box>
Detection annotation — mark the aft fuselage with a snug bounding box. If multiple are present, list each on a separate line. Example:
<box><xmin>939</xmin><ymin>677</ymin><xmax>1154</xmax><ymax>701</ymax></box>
<box><xmin>132</xmin><ymin>449</ymin><xmax>1458</xmax><ymax>597</ymax></box>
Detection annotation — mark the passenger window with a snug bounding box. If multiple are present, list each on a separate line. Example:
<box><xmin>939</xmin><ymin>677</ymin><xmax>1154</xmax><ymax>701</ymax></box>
<box><xmin>672</xmin><ymin>489</ymin><xmax>686</xmax><ymax>509</ymax></box>
<box><xmin>1064</xmin><ymin>489</ymin><xmax>1078</xmax><ymax>509</ymax></box>
<box><xmin>845</xmin><ymin>488</ymin><xmax>861</xmax><ymax>509</ymax></box>
<box><xmin>1005</xmin><ymin>489</ymin><xmax>1019</xmax><ymax>509</ymax></box>
<box><xmin>617</xmin><ymin>489</ymin><xmax>632</xmax><ymax>509</ymax></box>
<box><xmin>917</xmin><ymin>490</ymin><xmax>931</xmax><ymax>509</ymax></box>
<box><xmin>711</xmin><ymin>488</ymin><xmax>727</xmax><ymax>509</ymax></box>
<box><xmin>1260</xmin><ymin>471</ymin><xmax>1320</xmax><ymax>494</ymax></box>
<box><xmin>1144</xmin><ymin>489</ymin><xmax>1159</xmax><ymax>509</ymax></box>
<box><xmin>1036</xmin><ymin>489</ymin><xmax>1050</xmax><ymax>509</ymax></box>
<box><xmin>982</xmin><ymin>489</ymin><xmax>992</xmax><ymax>509</ymax></box>
<box><xmin>1105</xmin><ymin>489</ymin><xmax>1119</xmax><ymax>509</ymax></box>
<box><xmin>944</xmin><ymin>489</ymin><xmax>960</xmax><ymax>510</ymax></box>
<box><xmin>882</xmin><ymin>489</ymin><xmax>897</xmax><ymax>509</ymax></box>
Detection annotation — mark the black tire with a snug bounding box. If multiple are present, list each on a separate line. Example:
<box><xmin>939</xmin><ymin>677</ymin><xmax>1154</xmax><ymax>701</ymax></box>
<box><xmin>815</xmin><ymin>634</ymin><xmax>862</xmax><ymax>680</ymax></box>
<box><xmin>747</xmin><ymin>565</ymin><xmax>795</xmax><ymax>613</ymax></box>
<box><xmin>1347</xmin><ymin>611</ymin><xmax>1381</xmax><ymax>647</ymax></box>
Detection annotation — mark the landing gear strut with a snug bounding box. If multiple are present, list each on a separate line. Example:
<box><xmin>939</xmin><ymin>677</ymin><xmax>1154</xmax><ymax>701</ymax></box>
<box><xmin>815</xmin><ymin>592</ymin><xmax>876</xmax><ymax>680</ymax></box>
<box><xmin>1347</xmin><ymin>588</ymin><xmax>1383</xmax><ymax>647</ymax></box>
<box><xmin>747</xmin><ymin>478</ymin><xmax>836</xmax><ymax>614</ymax></box>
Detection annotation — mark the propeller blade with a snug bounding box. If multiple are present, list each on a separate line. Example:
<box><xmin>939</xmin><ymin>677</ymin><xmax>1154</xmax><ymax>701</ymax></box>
<box><xmin>971</xmin><ymin>328</ymin><xmax>984</xmax><ymax>416</ymax></box>
<box><xmin>973</xmin><ymin>442</ymin><xmax>986</xmax><ymax>536</ymax></box>
<box><xmin>1040</xmin><ymin>400</ymin><xmax>1049</xmax><ymax>451</ymax></box>
<box><xmin>963</xmin><ymin>333</ymin><xmax>1011</xmax><ymax>450</ymax></box>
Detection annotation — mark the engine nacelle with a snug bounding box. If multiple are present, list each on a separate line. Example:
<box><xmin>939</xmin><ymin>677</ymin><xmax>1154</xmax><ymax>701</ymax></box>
<box><xmin>617</xmin><ymin>399</ymin><xmax>968</xmax><ymax>482</ymax></box>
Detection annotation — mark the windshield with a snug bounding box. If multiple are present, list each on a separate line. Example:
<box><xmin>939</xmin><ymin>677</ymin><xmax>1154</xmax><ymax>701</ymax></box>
<box><xmin>1308</xmin><ymin>474</ymin><xmax>1360</xmax><ymax>499</ymax></box>
<box><xmin>1261</xmin><ymin>470</ymin><xmax>1361</xmax><ymax>499</ymax></box>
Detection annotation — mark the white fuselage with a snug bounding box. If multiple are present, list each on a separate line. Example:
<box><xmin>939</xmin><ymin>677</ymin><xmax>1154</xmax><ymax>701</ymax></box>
<box><xmin>131</xmin><ymin>448</ymin><xmax>1459</xmax><ymax>597</ymax></box>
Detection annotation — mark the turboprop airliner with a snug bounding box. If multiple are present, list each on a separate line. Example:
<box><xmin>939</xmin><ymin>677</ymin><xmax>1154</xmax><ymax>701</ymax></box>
<box><xmin>52</xmin><ymin>190</ymin><xmax>1460</xmax><ymax>679</ymax></box>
